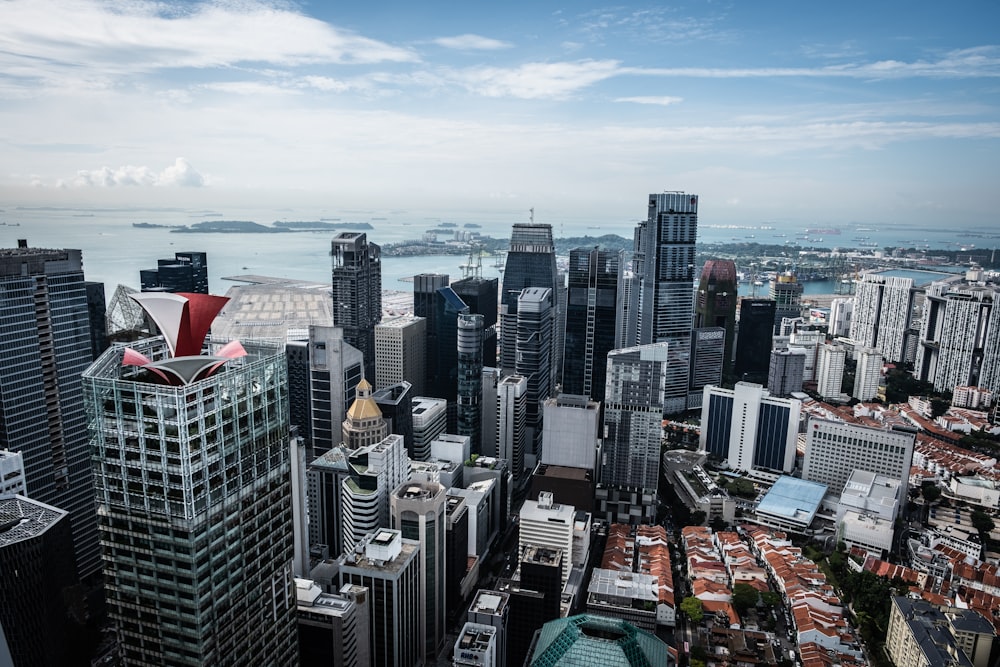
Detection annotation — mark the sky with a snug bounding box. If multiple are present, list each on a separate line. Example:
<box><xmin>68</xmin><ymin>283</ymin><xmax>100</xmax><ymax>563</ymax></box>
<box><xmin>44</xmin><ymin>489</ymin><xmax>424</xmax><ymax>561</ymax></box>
<box><xmin>1</xmin><ymin>0</ymin><xmax>999</xmax><ymax>228</ymax></box>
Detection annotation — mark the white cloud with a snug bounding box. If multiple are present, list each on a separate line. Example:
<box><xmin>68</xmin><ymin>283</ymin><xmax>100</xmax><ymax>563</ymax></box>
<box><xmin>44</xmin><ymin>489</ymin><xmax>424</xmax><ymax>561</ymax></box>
<box><xmin>615</xmin><ymin>96</ymin><xmax>683</xmax><ymax>106</ymax></box>
<box><xmin>65</xmin><ymin>158</ymin><xmax>205</xmax><ymax>188</ymax></box>
<box><xmin>446</xmin><ymin>60</ymin><xmax>622</xmax><ymax>99</ymax></box>
<box><xmin>433</xmin><ymin>34</ymin><xmax>513</xmax><ymax>51</ymax></box>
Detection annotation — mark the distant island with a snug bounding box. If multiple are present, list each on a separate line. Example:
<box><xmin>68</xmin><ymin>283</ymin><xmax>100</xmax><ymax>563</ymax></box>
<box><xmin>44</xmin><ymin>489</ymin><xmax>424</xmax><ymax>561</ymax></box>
<box><xmin>464</xmin><ymin>223</ymin><xmax>481</xmax><ymax>228</ymax></box>
<box><xmin>272</xmin><ymin>221</ymin><xmax>373</xmax><ymax>231</ymax></box>
<box><xmin>133</xmin><ymin>222</ymin><xmax>185</xmax><ymax>229</ymax></box>
<box><xmin>137</xmin><ymin>220</ymin><xmax>375</xmax><ymax>233</ymax></box>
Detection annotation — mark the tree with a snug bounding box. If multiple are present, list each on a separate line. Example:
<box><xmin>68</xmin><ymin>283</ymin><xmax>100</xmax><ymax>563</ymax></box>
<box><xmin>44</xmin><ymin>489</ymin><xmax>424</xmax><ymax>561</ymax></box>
<box><xmin>732</xmin><ymin>583</ymin><xmax>760</xmax><ymax>616</ymax></box>
<box><xmin>681</xmin><ymin>596</ymin><xmax>704</xmax><ymax>624</ymax></box>
<box><xmin>761</xmin><ymin>591</ymin><xmax>782</xmax><ymax>608</ymax></box>
<box><xmin>921</xmin><ymin>483</ymin><xmax>941</xmax><ymax>504</ymax></box>
<box><xmin>710</xmin><ymin>516</ymin><xmax>728</xmax><ymax>532</ymax></box>
<box><xmin>930</xmin><ymin>398</ymin><xmax>950</xmax><ymax>418</ymax></box>
<box><xmin>972</xmin><ymin>508</ymin><xmax>996</xmax><ymax>535</ymax></box>
<box><xmin>691</xmin><ymin>510</ymin><xmax>707</xmax><ymax>526</ymax></box>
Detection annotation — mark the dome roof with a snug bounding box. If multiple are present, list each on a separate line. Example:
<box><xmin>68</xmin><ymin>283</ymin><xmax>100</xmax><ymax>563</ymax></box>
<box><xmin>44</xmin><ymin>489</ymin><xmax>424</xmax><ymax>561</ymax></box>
<box><xmin>346</xmin><ymin>379</ymin><xmax>383</xmax><ymax>421</ymax></box>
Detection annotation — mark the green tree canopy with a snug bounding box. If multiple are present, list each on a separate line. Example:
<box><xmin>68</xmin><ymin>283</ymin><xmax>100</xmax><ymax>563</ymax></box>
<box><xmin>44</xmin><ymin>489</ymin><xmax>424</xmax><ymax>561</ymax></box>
<box><xmin>972</xmin><ymin>508</ymin><xmax>995</xmax><ymax>535</ymax></box>
<box><xmin>732</xmin><ymin>583</ymin><xmax>760</xmax><ymax>616</ymax></box>
<box><xmin>681</xmin><ymin>596</ymin><xmax>704</xmax><ymax>624</ymax></box>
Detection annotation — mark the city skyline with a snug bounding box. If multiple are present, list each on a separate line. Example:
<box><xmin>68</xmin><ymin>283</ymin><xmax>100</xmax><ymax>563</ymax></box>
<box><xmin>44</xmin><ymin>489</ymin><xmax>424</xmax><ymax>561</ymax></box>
<box><xmin>1</xmin><ymin>1</ymin><xmax>999</xmax><ymax>229</ymax></box>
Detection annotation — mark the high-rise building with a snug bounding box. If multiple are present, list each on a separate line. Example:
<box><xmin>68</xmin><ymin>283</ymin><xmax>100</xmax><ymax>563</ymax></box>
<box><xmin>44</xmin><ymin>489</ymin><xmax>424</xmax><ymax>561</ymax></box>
<box><xmin>516</xmin><ymin>287</ymin><xmax>554</xmax><ymax>462</ymax></box>
<box><xmin>916</xmin><ymin>282</ymin><xmax>1000</xmax><ymax>394</ymax></box>
<box><xmin>617</xmin><ymin>268</ymin><xmax>640</xmax><ymax>350</ymax></box>
<box><xmin>853</xmin><ymin>347</ymin><xmax>883</xmax><ymax>401</ymax></box>
<box><xmin>829</xmin><ymin>297</ymin><xmax>854</xmax><ymax>339</ymax></box>
<box><xmin>374</xmin><ymin>314</ymin><xmax>426</xmax><ymax>395</ymax></box>
<box><xmin>886</xmin><ymin>597</ymin><xmax>995</xmax><ymax>667</ymax></box>
<box><xmin>295</xmin><ymin>579</ymin><xmax>371</xmax><ymax>667</ymax></box>
<box><xmin>851</xmin><ymin>274</ymin><xmax>915</xmax><ymax>363</ymax></box>
<box><xmin>341</xmin><ymin>434</ymin><xmax>409</xmax><ymax>553</ymax></box>
<box><xmin>391</xmin><ymin>481</ymin><xmax>447</xmax><ymax>662</ymax></box>
<box><xmin>0</xmin><ymin>242</ymin><xmax>101</xmax><ymax>579</ymax></box>
<box><xmin>338</xmin><ymin>529</ymin><xmax>422</xmax><ymax>667</ymax></box>
<box><xmin>481</xmin><ymin>367</ymin><xmax>501</xmax><ymax>458</ymax></box>
<box><xmin>700</xmin><ymin>383</ymin><xmax>801</xmax><ymax>473</ymax></box>
<box><xmin>331</xmin><ymin>232</ymin><xmax>382</xmax><ymax>383</ymax></box>
<box><xmin>0</xmin><ymin>449</ymin><xmax>26</xmax><ymax>497</ymax></box>
<box><xmin>140</xmin><ymin>250</ymin><xmax>208</xmax><ymax>293</ymax></box>
<box><xmin>768</xmin><ymin>348</ymin><xmax>806</xmax><ymax>397</ymax></box>
<box><xmin>802</xmin><ymin>418</ymin><xmax>915</xmax><ymax>498</ymax></box>
<box><xmin>540</xmin><ymin>394</ymin><xmax>600</xmax><ymax>471</ymax></box>
<box><xmin>518</xmin><ymin>492</ymin><xmax>574</xmax><ymax>586</ymax></box>
<box><xmin>457</xmin><ymin>313</ymin><xmax>485</xmax><ymax>454</ymax></box>
<box><xmin>632</xmin><ymin>193</ymin><xmax>697</xmax><ymax>412</ymax></box>
<box><xmin>497</xmin><ymin>375</ymin><xmax>528</xmax><ymax>485</ymax></box>
<box><xmin>411</xmin><ymin>396</ymin><xmax>448</xmax><ymax>461</ymax></box>
<box><xmin>695</xmin><ymin>259</ymin><xmax>738</xmax><ymax>378</ymax></box>
<box><xmin>453</xmin><ymin>623</ymin><xmax>499</xmax><ymax>667</ymax></box>
<box><xmin>500</xmin><ymin>224</ymin><xmax>558</xmax><ymax>376</ymax></box>
<box><xmin>445</xmin><ymin>494</ymin><xmax>471</xmax><ymax>617</ymax></box>
<box><xmin>467</xmin><ymin>590</ymin><xmax>510</xmax><ymax>667</ymax></box>
<box><xmin>452</xmin><ymin>275</ymin><xmax>499</xmax><ymax>370</ymax></box>
<box><xmin>816</xmin><ymin>343</ymin><xmax>847</xmax><ymax>401</ymax></box>
<box><xmin>562</xmin><ymin>248</ymin><xmax>623</xmax><ymax>402</ymax></box>
<box><xmin>0</xmin><ymin>495</ymin><xmax>77</xmax><ymax>667</ymax></box>
<box><xmin>734</xmin><ymin>298</ymin><xmax>776</xmax><ymax>384</ymax></box>
<box><xmin>689</xmin><ymin>327</ymin><xmax>725</xmax><ymax>408</ymax></box>
<box><xmin>601</xmin><ymin>343</ymin><xmax>668</xmax><ymax>492</ymax></box>
<box><xmin>83</xmin><ymin>316</ymin><xmax>297</xmax><ymax>665</ymax></box>
<box><xmin>413</xmin><ymin>273</ymin><xmax>449</xmax><ymax>395</ymax></box>
<box><xmin>372</xmin><ymin>380</ymin><xmax>414</xmax><ymax>454</ymax></box>
<box><xmin>307</xmin><ymin>445</ymin><xmax>352</xmax><ymax>559</ymax></box>
<box><xmin>770</xmin><ymin>272</ymin><xmax>804</xmax><ymax>331</ymax></box>
<box><xmin>342</xmin><ymin>379</ymin><xmax>389</xmax><ymax>450</ymax></box>
<box><xmin>789</xmin><ymin>328</ymin><xmax>825</xmax><ymax>383</ymax></box>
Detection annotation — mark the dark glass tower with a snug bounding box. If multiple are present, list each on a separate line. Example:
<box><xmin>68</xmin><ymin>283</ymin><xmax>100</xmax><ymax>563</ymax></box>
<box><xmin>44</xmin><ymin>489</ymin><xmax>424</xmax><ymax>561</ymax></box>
<box><xmin>562</xmin><ymin>248</ymin><xmax>622</xmax><ymax>402</ymax></box>
<box><xmin>452</xmin><ymin>275</ymin><xmax>499</xmax><ymax>369</ymax></box>
<box><xmin>0</xmin><ymin>242</ymin><xmax>101</xmax><ymax>579</ymax></box>
<box><xmin>457</xmin><ymin>313</ymin><xmax>484</xmax><ymax>454</ymax></box>
<box><xmin>140</xmin><ymin>251</ymin><xmax>208</xmax><ymax>293</ymax></box>
<box><xmin>695</xmin><ymin>259</ymin><xmax>738</xmax><ymax>379</ymax></box>
<box><xmin>734</xmin><ymin>298</ymin><xmax>777</xmax><ymax>384</ymax></box>
<box><xmin>515</xmin><ymin>288</ymin><xmax>553</xmax><ymax>460</ymax></box>
<box><xmin>331</xmin><ymin>232</ymin><xmax>382</xmax><ymax>383</ymax></box>
<box><xmin>500</xmin><ymin>224</ymin><xmax>558</xmax><ymax>376</ymax></box>
<box><xmin>633</xmin><ymin>193</ymin><xmax>698</xmax><ymax>413</ymax></box>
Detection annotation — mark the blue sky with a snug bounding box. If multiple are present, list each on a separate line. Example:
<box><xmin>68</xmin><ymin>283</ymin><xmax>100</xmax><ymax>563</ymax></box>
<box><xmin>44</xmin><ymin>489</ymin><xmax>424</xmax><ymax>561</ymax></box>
<box><xmin>1</xmin><ymin>0</ymin><xmax>999</xmax><ymax>227</ymax></box>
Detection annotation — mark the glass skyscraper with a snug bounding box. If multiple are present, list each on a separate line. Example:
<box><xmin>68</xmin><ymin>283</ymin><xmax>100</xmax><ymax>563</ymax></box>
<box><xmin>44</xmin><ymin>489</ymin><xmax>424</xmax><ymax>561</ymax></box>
<box><xmin>331</xmin><ymin>232</ymin><xmax>382</xmax><ymax>383</ymax></box>
<box><xmin>500</xmin><ymin>224</ymin><xmax>558</xmax><ymax>376</ymax></box>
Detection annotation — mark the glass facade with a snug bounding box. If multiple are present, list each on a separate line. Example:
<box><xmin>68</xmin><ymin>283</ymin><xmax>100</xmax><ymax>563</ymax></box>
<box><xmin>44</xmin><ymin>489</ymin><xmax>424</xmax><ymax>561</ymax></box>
<box><xmin>331</xmin><ymin>233</ymin><xmax>382</xmax><ymax>383</ymax></box>
<box><xmin>83</xmin><ymin>338</ymin><xmax>297</xmax><ymax>666</ymax></box>
<box><xmin>457</xmin><ymin>313</ymin><xmax>484</xmax><ymax>454</ymax></box>
<box><xmin>500</xmin><ymin>224</ymin><xmax>558</xmax><ymax>375</ymax></box>
<box><xmin>563</xmin><ymin>248</ymin><xmax>622</xmax><ymax>403</ymax></box>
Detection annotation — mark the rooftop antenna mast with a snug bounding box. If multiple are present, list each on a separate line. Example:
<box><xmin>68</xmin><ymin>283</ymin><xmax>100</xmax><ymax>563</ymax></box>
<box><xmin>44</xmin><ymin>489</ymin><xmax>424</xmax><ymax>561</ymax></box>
<box><xmin>529</xmin><ymin>207</ymin><xmax>534</xmax><ymax>224</ymax></box>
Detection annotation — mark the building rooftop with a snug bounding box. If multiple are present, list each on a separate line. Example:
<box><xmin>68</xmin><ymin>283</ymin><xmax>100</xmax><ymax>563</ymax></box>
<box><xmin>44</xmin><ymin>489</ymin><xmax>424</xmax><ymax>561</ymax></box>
<box><xmin>0</xmin><ymin>495</ymin><xmax>67</xmax><ymax>546</ymax></box>
<box><xmin>529</xmin><ymin>614</ymin><xmax>669</xmax><ymax>667</ymax></box>
<box><xmin>755</xmin><ymin>476</ymin><xmax>827</xmax><ymax>527</ymax></box>
<box><xmin>212</xmin><ymin>276</ymin><xmax>333</xmax><ymax>340</ymax></box>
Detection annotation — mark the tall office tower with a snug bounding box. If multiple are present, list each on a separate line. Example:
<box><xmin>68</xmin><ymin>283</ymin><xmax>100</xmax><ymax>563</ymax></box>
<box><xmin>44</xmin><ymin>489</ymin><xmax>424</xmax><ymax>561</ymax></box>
<box><xmin>689</xmin><ymin>327</ymin><xmax>725</xmax><ymax>409</ymax></box>
<box><xmin>829</xmin><ymin>297</ymin><xmax>854</xmax><ymax>339</ymax></box>
<box><xmin>84</xmin><ymin>318</ymin><xmax>297</xmax><ymax>665</ymax></box>
<box><xmin>425</xmin><ymin>286</ymin><xmax>470</xmax><ymax>429</ymax></box>
<box><xmin>481</xmin><ymin>367</ymin><xmax>500</xmax><ymax>458</ymax></box>
<box><xmin>453</xmin><ymin>623</ymin><xmax>499</xmax><ymax>667</ymax></box>
<box><xmin>85</xmin><ymin>281</ymin><xmax>110</xmax><ymax>360</ymax></box>
<box><xmin>374</xmin><ymin>314</ymin><xmax>426</xmax><ymax>395</ymax></box>
<box><xmin>413</xmin><ymin>273</ymin><xmax>449</xmax><ymax>393</ymax></box>
<box><xmin>916</xmin><ymin>283</ymin><xmax>1000</xmax><ymax>394</ymax></box>
<box><xmin>789</xmin><ymin>328</ymin><xmax>825</xmax><ymax>382</ymax></box>
<box><xmin>373</xmin><ymin>381</ymin><xmax>414</xmax><ymax>453</ymax></box>
<box><xmin>0</xmin><ymin>242</ymin><xmax>101</xmax><ymax>579</ymax></box>
<box><xmin>338</xmin><ymin>529</ymin><xmax>421</xmax><ymax>667</ymax></box>
<box><xmin>768</xmin><ymin>348</ymin><xmax>806</xmax><ymax>397</ymax></box>
<box><xmin>445</xmin><ymin>494</ymin><xmax>470</xmax><ymax>616</ymax></box>
<box><xmin>816</xmin><ymin>343</ymin><xmax>847</xmax><ymax>401</ymax></box>
<box><xmin>341</xmin><ymin>434</ymin><xmax>409</xmax><ymax>553</ymax></box>
<box><xmin>296</xmin><ymin>579</ymin><xmax>371</xmax><ymax>667</ymax></box>
<box><xmin>307</xmin><ymin>445</ymin><xmax>352</xmax><ymax>559</ymax></box>
<box><xmin>770</xmin><ymin>272</ymin><xmax>804</xmax><ymax>331</ymax></box>
<box><xmin>733</xmin><ymin>298</ymin><xmax>777</xmax><ymax>383</ymax></box>
<box><xmin>802</xmin><ymin>418</ymin><xmax>916</xmax><ymax>500</ymax></box>
<box><xmin>331</xmin><ymin>232</ymin><xmax>382</xmax><ymax>383</ymax></box>
<box><xmin>553</xmin><ymin>271</ymin><xmax>568</xmax><ymax>392</ymax></box>
<box><xmin>457</xmin><ymin>313</ymin><xmax>485</xmax><ymax>454</ymax></box>
<box><xmin>300</xmin><ymin>325</ymin><xmax>365</xmax><ymax>456</ymax></box>
<box><xmin>0</xmin><ymin>495</ymin><xmax>77</xmax><ymax>666</ymax></box>
<box><xmin>411</xmin><ymin>396</ymin><xmax>448</xmax><ymax>461</ymax></box>
<box><xmin>695</xmin><ymin>259</ymin><xmax>738</xmax><ymax>377</ymax></box>
<box><xmin>850</xmin><ymin>274</ymin><xmax>915</xmax><ymax>363</ymax></box>
<box><xmin>468</xmin><ymin>590</ymin><xmax>510</xmax><ymax>667</ymax></box>
<box><xmin>700</xmin><ymin>383</ymin><xmax>801</xmax><ymax>473</ymax></box>
<box><xmin>500</xmin><ymin>223</ymin><xmax>558</xmax><ymax>376</ymax></box>
<box><xmin>516</xmin><ymin>287</ymin><xmax>554</xmax><ymax>462</ymax></box>
<box><xmin>391</xmin><ymin>481</ymin><xmax>447</xmax><ymax>661</ymax></box>
<box><xmin>562</xmin><ymin>248</ymin><xmax>623</xmax><ymax>402</ymax></box>
<box><xmin>520</xmin><ymin>548</ymin><xmax>564</xmax><ymax>623</ymax></box>
<box><xmin>140</xmin><ymin>251</ymin><xmax>208</xmax><ymax>293</ymax></box>
<box><xmin>497</xmin><ymin>375</ymin><xmax>528</xmax><ymax>485</ymax></box>
<box><xmin>518</xmin><ymin>492</ymin><xmax>575</xmax><ymax>586</ymax></box>
<box><xmin>601</xmin><ymin>343</ymin><xmax>668</xmax><ymax>492</ymax></box>
<box><xmin>853</xmin><ymin>347</ymin><xmax>883</xmax><ymax>401</ymax></box>
<box><xmin>452</xmin><ymin>275</ymin><xmax>499</xmax><ymax>369</ymax></box>
<box><xmin>632</xmin><ymin>193</ymin><xmax>697</xmax><ymax>411</ymax></box>
<box><xmin>342</xmin><ymin>379</ymin><xmax>389</xmax><ymax>449</ymax></box>
<box><xmin>617</xmin><ymin>268</ymin><xmax>640</xmax><ymax>349</ymax></box>
<box><xmin>540</xmin><ymin>394</ymin><xmax>600</xmax><ymax>471</ymax></box>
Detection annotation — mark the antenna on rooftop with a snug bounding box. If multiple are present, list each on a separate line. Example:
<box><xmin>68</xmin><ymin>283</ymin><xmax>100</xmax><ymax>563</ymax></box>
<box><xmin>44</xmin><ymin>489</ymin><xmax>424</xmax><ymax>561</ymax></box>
<box><xmin>529</xmin><ymin>207</ymin><xmax>534</xmax><ymax>224</ymax></box>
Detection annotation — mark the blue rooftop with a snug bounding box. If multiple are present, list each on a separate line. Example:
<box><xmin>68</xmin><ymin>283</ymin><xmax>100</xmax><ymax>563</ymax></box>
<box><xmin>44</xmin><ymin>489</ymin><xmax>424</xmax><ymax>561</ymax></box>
<box><xmin>756</xmin><ymin>476</ymin><xmax>828</xmax><ymax>526</ymax></box>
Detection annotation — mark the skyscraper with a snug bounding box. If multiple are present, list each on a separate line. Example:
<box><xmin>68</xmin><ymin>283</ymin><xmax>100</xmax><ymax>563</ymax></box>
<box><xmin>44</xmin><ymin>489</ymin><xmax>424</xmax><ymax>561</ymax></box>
<box><xmin>83</xmin><ymin>301</ymin><xmax>297</xmax><ymax>665</ymax></box>
<box><xmin>140</xmin><ymin>251</ymin><xmax>208</xmax><ymax>293</ymax></box>
<box><xmin>425</xmin><ymin>286</ymin><xmax>470</xmax><ymax>426</ymax></box>
<box><xmin>342</xmin><ymin>378</ymin><xmax>389</xmax><ymax>450</ymax></box>
<box><xmin>562</xmin><ymin>247</ymin><xmax>623</xmax><ymax>402</ymax></box>
<box><xmin>0</xmin><ymin>242</ymin><xmax>101</xmax><ymax>579</ymax></box>
<box><xmin>452</xmin><ymin>275</ymin><xmax>499</xmax><ymax>370</ymax></box>
<box><xmin>457</xmin><ymin>313</ymin><xmax>485</xmax><ymax>454</ymax></box>
<box><xmin>300</xmin><ymin>325</ymin><xmax>364</xmax><ymax>456</ymax></box>
<box><xmin>500</xmin><ymin>224</ymin><xmax>558</xmax><ymax>376</ymax></box>
<box><xmin>768</xmin><ymin>348</ymin><xmax>806</xmax><ymax>397</ymax></box>
<box><xmin>391</xmin><ymin>480</ymin><xmax>447</xmax><ymax>662</ymax></box>
<box><xmin>770</xmin><ymin>272</ymin><xmax>804</xmax><ymax>331</ymax></box>
<box><xmin>695</xmin><ymin>259</ymin><xmax>738</xmax><ymax>378</ymax></box>
<box><xmin>734</xmin><ymin>298</ymin><xmax>776</xmax><ymax>384</ymax></box>
<box><xmin>372</xmin><ymin>380</ymin><xmax>414</xmax><ymax>454</ymax></box>
<box><xmin>816</xmin><ymin>343</ymin><xmax>847</xmax><ymax>401</ymax></box>
<box><xmin>411</xmin><ymin>396</ymin><xmax>448</xmax><ymax>462</ymax></box>
<box><xmin>688</xmin><ymin>327</ymin><xmax>725</xmax><ymax>408</ymax></box>
<box><xmin>413</xmin><ymin>273</ymin><xmax>449</xmax><ymax>392</ymax></box>
<box><xmin>341</xmin><ymin>434</ymin><xmax>409</xmax><ymax>553</ymax></box>
<box><xmin>331</xmin><ymin>232</ymin><xmax>382</xmax><ymax>382</ymax></box>
<box><xmin>851</xmin><ymin>274</ymin><xmax>914</xmax><ymax>363</ymax></box>
<box><xmin>497</xmin><ymin>375</ymin><xmax>528</xmax><ymax>486</ymax></box>
<box><xmin>632</xmin><ymin>193</ymin><xmax>697</xmax><ymax>412</ymax></box>
<box><xmin>853</xmin><ymin>347</ymin><xmax>883</xmax><ymax>401</ymax></box>
<box><xmin>516</xmin><ymin>288</ymin><xmax>554</xmax><ymax>463</ymax></box>
<box><xmin>374</xmin><ymin>314</ymin><xmax>426</xmax><ymax>395</ymax></box>
<box><xmin>700</xmin><ymin>382</ymin><xmax>801</xmax><ymax>473</ymax></box>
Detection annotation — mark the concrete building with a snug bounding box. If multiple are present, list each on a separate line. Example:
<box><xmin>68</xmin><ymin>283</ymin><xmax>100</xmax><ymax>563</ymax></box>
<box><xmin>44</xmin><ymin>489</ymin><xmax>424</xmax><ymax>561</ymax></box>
<box><xmin>497</xmin><ymin>375</ymin><xmax>528</xmax><ymax>486</ymax></box>
<box><xmin>853</xmin><ymin>346</ymin><xmax>883</xmax><ymax>402</ymax></box>
<box><xmin>519</xmin><ymin>491</ymin><xmax>575</xmax><ymax>587</ymax></box>
<box><xmin>139</xmin><ymin>250</ymin><xmax>208</xmax><ymax>294</ymax></box>
<box><xmin>0</xmin><ymin>449</ymin><xmax>26</xmax><ymax>498</ymax></box>
<box><xmin>886</xmin><ymin>597</ymin><xmax>994</xmax><ymax>667</ymax></box>
<box><xmin>770</xmin><ymin>272</ymin><xmax>804</xmax><ymax>331</ymax></box>
<box><xmin>331</xmin><ymin>232</ymin><xmax>382</xmax><ymax>383</ymax></box>
<box><xmin>372</xmin><ymin>381</ymin><xmax>414</xmax><ymax>455</ymax></box>
<box><xmin>851</xmin><ymin>274</ymin><xmax>915</xmax><ymax>363</ymax></box>
<box><xmin>374</xmin><ymin>314</ymin><xmax>426</xmax><ymax>395</ymax></box>
<box><xmin>689</xmin><ymin>327</ymin><xmax>725</xmax><ymax>409</ymax></box>
<box><xmin>296</xmin><ymin>579</ymin><xmax>371</xmax><ymax>667</ymax></box>
<box><xmin>341</xmin><ymin>434</ymin><xmax>410</xmax><ymax>553</ymax></box>
<box><xmin>342</xmin><ymin>379</ymin><xmax>389</xmax><ymax>450</ymax></box>
<box><xmin>829</xmin><ymin>297</ymin><xmax>854</xmax><ymax>339</ymax></box>
<box><xmin>816</xmin><ymin>342</ymin><xmax>847</xmax><ymax>401</ymax></box>
<box><xmin>540</xmin><ymin>394</ymin><xmax>600</xmax><ymax>471</ymax></box>
<box><xmin>84</xmin><ymin>331</ymin><xmax>298</xmax><ymax>665</ymax></box>
<box><xmin>467</xmin><ymin>590</ymin><xmax>510</xmax><ymax>667</ymax></box>
<box><xmin>338</xmin><ymin>529</ymin><xmax>422</xmax><ymax>667</ymax></box>
<box><xmin>454</xmin><ymin>623</ymin><xmax>499</xmax><ymax>667</ymax></box>
<box><xmin>411</xmin><ymin>396</ymin><xmax>447</xmax><ymax>462</ymax></box>
<box><xmin>768</xmin><ymin>348</ymin><xmax>806</xmax><ymax>397</ymax></box>
<box><xmin>307</xmin><ymin>445</ymin><xmax>352</xmax><ymax>560</ymax></box>
<box><xmin>700</xmin><ymin>382</ymin><xmax>800</xmax><ymax>474</ymax></box>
